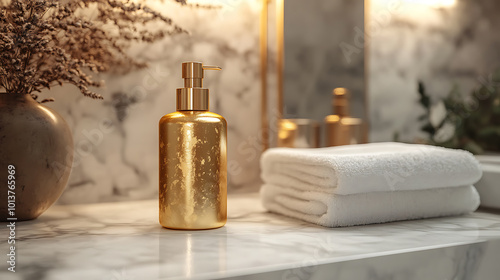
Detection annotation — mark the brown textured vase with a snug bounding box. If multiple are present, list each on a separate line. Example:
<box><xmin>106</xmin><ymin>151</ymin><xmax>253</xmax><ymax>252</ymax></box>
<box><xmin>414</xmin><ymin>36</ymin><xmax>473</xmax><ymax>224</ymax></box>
<box><xmin>0</xmin><ymin>93</ymin><xmax>73</xmax><ymax>221</ymax></box>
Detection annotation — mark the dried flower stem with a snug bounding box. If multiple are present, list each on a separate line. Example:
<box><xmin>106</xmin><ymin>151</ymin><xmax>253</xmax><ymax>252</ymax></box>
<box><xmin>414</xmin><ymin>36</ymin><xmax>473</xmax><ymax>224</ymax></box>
<box><xmin>0</xmin><ymin>0</ymin><xmax>190</xmax><ymax>99</ymax></box>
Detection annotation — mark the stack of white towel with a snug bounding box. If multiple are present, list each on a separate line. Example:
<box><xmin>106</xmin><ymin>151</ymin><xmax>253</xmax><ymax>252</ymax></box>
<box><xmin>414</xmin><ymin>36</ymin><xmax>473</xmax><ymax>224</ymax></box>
<box><xmin>260</xmin><ymin>142</ymin><xmax>482</xmax><ymax>227</ymax></box>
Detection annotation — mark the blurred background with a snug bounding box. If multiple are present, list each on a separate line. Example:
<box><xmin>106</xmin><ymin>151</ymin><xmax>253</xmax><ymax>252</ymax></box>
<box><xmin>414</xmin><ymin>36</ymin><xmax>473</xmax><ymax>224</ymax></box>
<box><xmin>39</xmin><ymin>0</ymin><xmax>500</xmax><ymax>204</ymax></box>
<box><xmin>368</xmin><ymin>0</ymin><xmax>500</xmax><ymax>146</ymax></box>
<box><xmin>43</xmin><ymin>0</ymin><xmax>262</xmax><ymax>204</ymax></box>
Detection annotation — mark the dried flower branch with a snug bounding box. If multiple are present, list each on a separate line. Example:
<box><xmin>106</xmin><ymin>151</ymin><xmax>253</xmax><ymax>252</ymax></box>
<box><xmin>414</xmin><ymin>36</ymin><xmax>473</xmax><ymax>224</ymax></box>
<box><xmin>0</xmin><ymin>0</ymin><xmax>189</xmax><ymax>99</ymax></box>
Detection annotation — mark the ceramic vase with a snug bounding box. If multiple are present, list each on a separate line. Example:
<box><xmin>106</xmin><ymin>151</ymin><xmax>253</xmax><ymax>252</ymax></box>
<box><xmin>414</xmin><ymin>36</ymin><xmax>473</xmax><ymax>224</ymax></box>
<box><xmin>0</xmin><ymin>93</ymin><xmax>73</xmax><ymax>221</ymax></box>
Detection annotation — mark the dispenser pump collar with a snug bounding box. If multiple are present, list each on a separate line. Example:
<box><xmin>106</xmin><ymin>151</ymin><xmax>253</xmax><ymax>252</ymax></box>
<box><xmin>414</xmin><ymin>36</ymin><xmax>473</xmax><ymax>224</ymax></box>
<box><xmin>177</xmin><ymin>62</ymin><xmax>222</xmax><ymax>111</ymax></box>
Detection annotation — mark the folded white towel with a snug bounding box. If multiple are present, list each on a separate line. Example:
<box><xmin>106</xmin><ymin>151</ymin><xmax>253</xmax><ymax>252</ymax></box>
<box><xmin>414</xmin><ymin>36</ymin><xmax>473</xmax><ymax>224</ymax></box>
<box><xmin>261</xmin><ymin>142</ymin><xmax>482</xmax><ymax>195</ymax></box>
<box><xmin>261</xmin><ymin>184</ymin><xmax>480</xmax><ymax>227</ymax></box>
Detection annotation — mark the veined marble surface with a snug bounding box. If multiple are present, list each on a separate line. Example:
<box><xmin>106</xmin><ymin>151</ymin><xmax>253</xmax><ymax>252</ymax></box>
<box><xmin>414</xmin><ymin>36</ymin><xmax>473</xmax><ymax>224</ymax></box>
<box><xmin>369</xmin><ymin>0</ymin><xmax>500</xmax><ymax>142</ymax></box>
<box><xmin>1</xmin><ymin>193</ymin><xmax>500</xmax><ymax>280</ymax></box>
<box><xmin>40</xmin><ymin>0</ymin><xmax>263</xmax><ymax>204</ymax></box>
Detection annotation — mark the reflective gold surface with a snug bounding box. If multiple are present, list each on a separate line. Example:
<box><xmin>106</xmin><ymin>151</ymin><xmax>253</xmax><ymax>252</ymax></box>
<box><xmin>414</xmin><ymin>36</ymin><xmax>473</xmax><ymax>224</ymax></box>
<box><xmin>324</xmin><ymin>88</ymin><xmax>363</xmax><ymax>146</ymax></box>
<box><xmin>159</xmin><ymin>111</ymin><xmax>227</xmax><ymax>230</ymax></box>
<box><xmin>277</xmin><ymin>119</ymin><xmax>320</xmax><ymax>148</ymax></box>
<box><xmin>324</xmin><ymin>115</ymin><xmax>363</xmax><ymax>146</ymax></box>
<box><xmin>260</xmin><ymin>0</ymin><xmax>269</xmax><ymax>150</ymax></box>
<box><xmin>176</xmin><ymin>88</ymin><xmax>209</xmax><ymax>111</ymax></box>
<box><xmin>177</xmin><ymin>62</ymin><xmax>221</xmax><ymax>111</ymax></box>
<box><xmin>276</xmin><ymin>0</ymin><xmax>284</xmax><ymax>119</ymax></box>
<box><xmin>333</xmin><ymin>88</ymin><xmax>349</xmax><ymax>117</ymax></box>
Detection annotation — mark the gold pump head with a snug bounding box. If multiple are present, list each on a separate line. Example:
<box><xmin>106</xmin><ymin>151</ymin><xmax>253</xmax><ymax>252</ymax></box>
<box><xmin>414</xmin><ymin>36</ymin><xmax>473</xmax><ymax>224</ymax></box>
<box><xmin>177</xmin><ymin>62</ymin><xmax>221</xmax><ymax>111</ymax></box>
<box><xmin>332</xmin><ymin>87</ymin><xmax>350</xmax><ymax>117</ymax></box>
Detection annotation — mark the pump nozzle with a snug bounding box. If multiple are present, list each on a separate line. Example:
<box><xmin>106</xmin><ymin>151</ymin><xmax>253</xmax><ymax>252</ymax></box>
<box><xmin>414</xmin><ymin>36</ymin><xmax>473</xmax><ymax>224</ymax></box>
<box><xmin>177</xmin><ymin>62</ymin><xmax>221</xmax><ymax>111</ymax></box>
<box><xmin>202</xmin><ymin>66</ymin><xmax>222</xmax><ymax>71</ymax></box>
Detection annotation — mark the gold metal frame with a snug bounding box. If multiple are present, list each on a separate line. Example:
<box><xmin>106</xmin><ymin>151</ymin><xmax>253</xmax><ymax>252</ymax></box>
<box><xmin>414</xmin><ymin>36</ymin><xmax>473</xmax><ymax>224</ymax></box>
<box><xmin>276</xmin><ymin>0</ymin><xmax>284</xmax><ymax>120</ymax></box>
<box><xmin>363</xmin><ymin>0</ymin><xmax>370</xmax><ymax>143</ymax></box>
<box><xmin>260</xmin><ymin>0</ymin><xmax>269</xmax><ymax>150</ymax></box>
<box><xmin>261</xmin><ymin>0</ymin><xmax>370</xmax><ymax>148</ymax></box>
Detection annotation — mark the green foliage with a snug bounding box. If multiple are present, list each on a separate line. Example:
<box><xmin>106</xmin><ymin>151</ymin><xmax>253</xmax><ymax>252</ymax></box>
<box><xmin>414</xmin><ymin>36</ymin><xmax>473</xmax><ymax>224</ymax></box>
<box><xmin>416</xmin><ymin>71</ymin><xmax>500</xmax><ymax>154</ymax></box>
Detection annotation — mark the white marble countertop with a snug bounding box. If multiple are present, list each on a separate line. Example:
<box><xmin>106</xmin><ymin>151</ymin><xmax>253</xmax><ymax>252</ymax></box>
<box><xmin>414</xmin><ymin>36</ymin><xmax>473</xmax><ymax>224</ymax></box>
<box><xmin>2</xmin><ymin>193</ymin><xmax>500</xmax><ymax>280</ymax></box>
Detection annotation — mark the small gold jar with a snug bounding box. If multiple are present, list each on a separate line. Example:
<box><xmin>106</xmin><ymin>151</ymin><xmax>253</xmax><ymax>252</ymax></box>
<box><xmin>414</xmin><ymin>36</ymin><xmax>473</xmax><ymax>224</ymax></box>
<box><xmin>277</xmin><ymin>119</ymin><xmax>320</xmax><ymax>148</ymax></box>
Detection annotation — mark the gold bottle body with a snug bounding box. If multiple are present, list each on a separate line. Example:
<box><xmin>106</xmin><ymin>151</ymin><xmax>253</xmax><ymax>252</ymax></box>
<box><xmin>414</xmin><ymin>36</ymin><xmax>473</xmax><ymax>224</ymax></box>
<box><xmin>159</xmin><ymin>111</ymin><xmax>227</xmax><ymax>230</ymax></box>
<box><xmin>324</xmin><ymin>88</ymin><xmax>363</xmax><ymax>147</ymax></box>
<box><xmin>324</xmin><ymin>115</ymin><xmax>363</xmax><ymax>147</ymax></box>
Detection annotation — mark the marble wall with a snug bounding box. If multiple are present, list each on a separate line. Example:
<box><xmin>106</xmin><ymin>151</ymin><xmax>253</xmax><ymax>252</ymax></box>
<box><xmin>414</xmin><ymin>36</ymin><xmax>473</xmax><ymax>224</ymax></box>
<box><xmin>42</xmin><ymin>0</ymin><xmax>263</xmax><ymax>204</ymax></box>
<box><xmin>369</xmin><ymin>0</ymin><xmax>500</xmax><ymax>142</ymax></box>
<box><xmin>37</xmin><ymin>0</ymin><xmax>499</xmax><ymax>204</ymax></box>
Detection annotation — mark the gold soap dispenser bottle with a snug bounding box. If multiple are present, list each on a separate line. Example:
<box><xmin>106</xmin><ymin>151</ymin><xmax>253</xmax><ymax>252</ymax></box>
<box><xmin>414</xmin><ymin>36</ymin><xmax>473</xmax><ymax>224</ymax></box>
<box><xmin>324</xmin><ymin>88</ymin><xmax>363</xmax><ymax>147</ymax></box>
<box><xmin>159</xmin><ymin>62</ymin><xmax>227</xmax><ymax>230</ymax></box>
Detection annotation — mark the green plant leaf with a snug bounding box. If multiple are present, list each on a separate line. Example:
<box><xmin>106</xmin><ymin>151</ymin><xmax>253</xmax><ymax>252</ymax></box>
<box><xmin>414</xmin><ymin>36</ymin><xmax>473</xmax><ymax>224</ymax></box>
<box><xmin>421</xmin><ymin>122</ymin><xmax>436</xmax><ymax>136</ymax></box>
<box><xmin>477</xmin><ymin>126</ymin><xmax>500</xmax><ymax>137</ymax></box>
<box><xmin>418</xmin><ymin>81</ymin><xmax>431</xmax><ymax>109</ymax></box>
<box><xmin>393</xmin><ymin>132</ymin><xmax>400</xmax><ymax>142</ymax></box>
